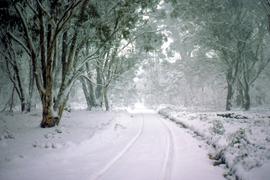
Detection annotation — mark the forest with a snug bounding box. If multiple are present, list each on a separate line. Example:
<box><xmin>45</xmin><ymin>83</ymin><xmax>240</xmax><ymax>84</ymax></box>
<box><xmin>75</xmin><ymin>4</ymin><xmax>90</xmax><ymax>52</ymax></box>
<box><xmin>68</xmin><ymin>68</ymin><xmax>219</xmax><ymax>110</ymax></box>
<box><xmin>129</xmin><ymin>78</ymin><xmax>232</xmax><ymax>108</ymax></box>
<box><xmin>0</xmin><ymin>0</ymin><xmax>270</xmax><ymax>127</ymax></box>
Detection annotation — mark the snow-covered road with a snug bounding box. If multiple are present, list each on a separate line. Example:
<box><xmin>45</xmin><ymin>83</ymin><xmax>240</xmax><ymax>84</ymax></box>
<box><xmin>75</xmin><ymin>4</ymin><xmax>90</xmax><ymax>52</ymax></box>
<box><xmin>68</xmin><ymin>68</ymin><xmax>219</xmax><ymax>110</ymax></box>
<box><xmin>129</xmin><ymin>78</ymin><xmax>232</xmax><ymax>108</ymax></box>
<box><xmin>0</xmin><ymin>112</ymin><xmax>226</xmax><ymax>180</ymax></box>
<box><xmin>91</xmin><ymin>114</ymin><xmax>171</xmax><ymax>180</ymax></box>
<box><xmin>90</xmin><ymin>113</ymin><xmax>225</xmax><ymax>180</ymax></box>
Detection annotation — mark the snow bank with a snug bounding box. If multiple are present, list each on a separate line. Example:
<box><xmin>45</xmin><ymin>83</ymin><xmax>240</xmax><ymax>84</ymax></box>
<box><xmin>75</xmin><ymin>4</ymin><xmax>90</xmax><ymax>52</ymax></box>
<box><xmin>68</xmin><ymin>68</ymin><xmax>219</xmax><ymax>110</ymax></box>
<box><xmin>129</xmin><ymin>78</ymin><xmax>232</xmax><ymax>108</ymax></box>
<box><xmin>0</xmin><ymin>110</ymin><xmax>115</xmax><ymax>176</ymax></box>
<box><xmin>0</xmin><ymin>110</ymin><xmax>142</xmax><ymax>180</ymax></box>
<box><xmin>158</xmin><ymin>106</ymin><xmax>270</xmax><ymax>180</ymax></box>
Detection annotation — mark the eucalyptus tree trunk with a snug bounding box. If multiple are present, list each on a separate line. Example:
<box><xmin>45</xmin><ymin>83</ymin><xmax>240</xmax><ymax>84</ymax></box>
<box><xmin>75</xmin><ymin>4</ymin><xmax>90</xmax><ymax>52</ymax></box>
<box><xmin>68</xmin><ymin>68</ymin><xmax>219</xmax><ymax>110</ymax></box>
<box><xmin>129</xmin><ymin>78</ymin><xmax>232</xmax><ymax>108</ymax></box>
<box><xmin>1</xmin><ymin>86</ymin><xmax>15</xmax><ymax>113</ymax></box>
<box><xmin>26</xmin><ymin>63</ymin><xmax>34</xmax><ymax>112</ymax></box>
<box><xmin>10</xmin><ymin>1</ymin><xmax>89</xmax><ymax>127</ymax></box>
<box><xmin>80</xmin><ymin>78</ymin><xmax>92</xmax><ymax>110</ymax></box>
<box><xmin>225</xmin><ymin>70</ymin><xmax>234</xmax><ymax>111</ymax></box>
<box><xmin>81</xmin><ymin>79</ymin><xmax>97</xmax><ymax>110</ymax></box>
<box><xmin>39</xmin><ymin>4</ymin><xmax>57</xmax><ymax>127</ymax></box>
<box><xmin>103</xmin><ymin>86</ymin><xmax>109</xmax><ymax>111</ymax></box>
<box><xmin>95</xmin><ymin>61</ymin><xmax>103</xmax><ymax>107</ymax></box>
<box><xmin>5</xmin><ymin>57</ymin><xmax>26</xmax><ymax>112</ymax></box>
<box><xmin>88</xmin><ymin>78</ymin><xmax>97</xmax><ymax>108</ymax></box>
<box><xmin>41</xmin><ymin>0</ymin><xmax>90</xmax><ymax>127</ymax></box>
<box><xmin>85</xmin><ymin>63</ymin><xmax>97</xmax><ymax>107</ymax></box>
<box><xmin>241</xmin><ymin>77</ymin><xmax>251</xmax><ymax>110</ymax></box>
<box><xmin>40</xmin><ymin>92</ymin><xmax>55</xmax><ymax>128</ymax></box>
<box><xmin>14</xmin><ymin>63</ymin><xmax>26</xmax><ymax>112</ymax></box>
<box><xmin>236</xmin><ymin>86</ymin><xmax>243</xmax><ymax>107</ymax></box>
<box><xmin>9</xmin><ymin>86</ymin><xmax>15</xmax><ymax>112</ymax></box>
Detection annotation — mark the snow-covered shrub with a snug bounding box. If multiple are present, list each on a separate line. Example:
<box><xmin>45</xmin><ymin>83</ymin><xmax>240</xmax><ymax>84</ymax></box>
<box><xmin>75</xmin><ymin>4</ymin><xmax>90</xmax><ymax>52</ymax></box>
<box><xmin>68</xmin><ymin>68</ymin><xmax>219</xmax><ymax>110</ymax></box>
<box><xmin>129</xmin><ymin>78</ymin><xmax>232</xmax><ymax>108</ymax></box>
<box><xmin>211</xmin><ymin>120</ymin><xmax>225</xmax><ymax>135</ymax></box>
<box><xmin>159</xmin><ymin>106</ymin><xmax>270</xmax><ymax>180</ymax></box>
<box><xmin>228</xmin><ymin>128</ymin><xmax>248</xmax><ymax>146</ymax></box>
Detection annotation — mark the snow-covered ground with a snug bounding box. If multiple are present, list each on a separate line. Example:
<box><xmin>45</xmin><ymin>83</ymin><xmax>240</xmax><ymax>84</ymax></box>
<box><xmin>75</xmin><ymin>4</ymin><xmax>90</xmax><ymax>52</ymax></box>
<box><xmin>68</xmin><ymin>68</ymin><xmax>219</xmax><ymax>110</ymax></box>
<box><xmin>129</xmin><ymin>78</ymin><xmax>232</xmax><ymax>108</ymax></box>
<box><xmin>158</xmin><ymin>105</ymin><xmax>270</xmax><ymax>180</ymax></box>
<box><xmin>0</xmin><ymin>109</ymin><xmax>225</xmax><ymax>180</ymax></box>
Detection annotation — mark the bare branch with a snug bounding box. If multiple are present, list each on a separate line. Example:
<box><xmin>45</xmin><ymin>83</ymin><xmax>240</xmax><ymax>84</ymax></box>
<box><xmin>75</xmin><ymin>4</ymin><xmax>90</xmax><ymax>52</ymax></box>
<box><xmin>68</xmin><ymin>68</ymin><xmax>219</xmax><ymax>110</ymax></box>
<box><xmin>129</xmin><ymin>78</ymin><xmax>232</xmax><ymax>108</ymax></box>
<box><xmin>15</xmin><ymin>3</ymin><xmax>36</xmax><ymax>57</ymax></box>
<box><xmin>5</xmin><ymin>60</ymin><xmax>22</xmax><ymax>99</ymax></box>
<box><xmin>25</xmin><ymin>0</ymin><xmax>38</xmax><ymax>15</ymax></box>
<box><xmin>8</xmin><ymin>32</ymin><xmax>31</xmax><ymax>56</ymax></box>
<box><xmin>37</xmin><ymin>0</ymin><xmax>51</xmax><ymax>17</ymax></box>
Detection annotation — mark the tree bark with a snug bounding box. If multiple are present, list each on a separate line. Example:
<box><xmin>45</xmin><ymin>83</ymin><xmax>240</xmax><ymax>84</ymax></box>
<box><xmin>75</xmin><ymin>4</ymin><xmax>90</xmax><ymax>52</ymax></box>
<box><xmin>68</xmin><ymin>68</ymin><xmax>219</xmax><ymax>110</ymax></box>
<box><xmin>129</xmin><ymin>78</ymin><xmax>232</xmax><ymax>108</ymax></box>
<box><xmin>26</xmin><ymin>61</ymin><xmax>34</xmax><ymax>112</ymax></box>
<box><xmin>95</xmin><ymin>61</ymin><xmax>103</xmax><ymax>106</ymax></box>
<box><xmin>235</xmin><ymin>80</ymin><xmax>243</xmax><ymax>107</ymax></box>
<box><xmin>241</xmin><ymin>77</ymin><xmax>250</xmax><ymax>110</ymax></box>
<box><xmin>5</xmin><ymin>57</ymin><xmax>26</xmax><ymax>112</ymax></box>
<box><xmin>103</xmin><ymin>87</ymin><xmax>109</xmax><ymax>111</ymax></box>
<box><xmin>40</xmin><ymin>101</ymin><xmax>55</xmax><ymax>128</ymax></box>
<box><xmin>225</xmin><ymin>71</ymin><xmax>234</xmax><ymax>111</ymax></box>
<box><xmin>40</xmin><ymin>76</ymin><xmax>56</xmax><ymax>128</ymax></box>
<box><xmin>80</xmin><ymin>78</ymin><xmax>92</xmax><ymax>110</ymax></box>
<box><xmin>85</xmin><ymin>63</ymin><xmax>97</xmax><ymax>107</ymax></box>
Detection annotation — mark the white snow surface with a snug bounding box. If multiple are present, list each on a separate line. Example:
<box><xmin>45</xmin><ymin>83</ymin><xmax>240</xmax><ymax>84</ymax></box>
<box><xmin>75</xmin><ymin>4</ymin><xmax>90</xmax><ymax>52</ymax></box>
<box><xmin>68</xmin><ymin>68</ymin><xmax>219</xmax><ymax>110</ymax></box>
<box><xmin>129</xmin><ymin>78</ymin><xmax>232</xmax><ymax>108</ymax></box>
<box><xmin>0</xmin><ymin>110</ymin><xmax>225</xmax><ymax>180</ymax></box>
<box><xmin>158</xmin><ymin>105</ymin><xmax>270</xmax><ymax>180</ymax></box>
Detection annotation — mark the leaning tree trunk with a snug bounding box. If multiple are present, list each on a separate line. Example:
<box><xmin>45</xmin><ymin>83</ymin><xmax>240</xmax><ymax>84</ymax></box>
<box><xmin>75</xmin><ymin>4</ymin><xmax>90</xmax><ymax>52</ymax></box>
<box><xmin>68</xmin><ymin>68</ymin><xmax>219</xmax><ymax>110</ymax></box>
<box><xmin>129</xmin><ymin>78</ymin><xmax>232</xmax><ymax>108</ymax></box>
<box><xmin>57</xmin><ymin>93</ymin><xmax>70</xmax><ymax>124</ymax></box>
<box><xmin>6</xmin><ymin>59</ymin><xmax>26</xmax><ymax>112</ymax></box>
<box><xmin>80</xmin><ymin>78</ymin><xmax>92</xmax><ymax>110</ymax></box>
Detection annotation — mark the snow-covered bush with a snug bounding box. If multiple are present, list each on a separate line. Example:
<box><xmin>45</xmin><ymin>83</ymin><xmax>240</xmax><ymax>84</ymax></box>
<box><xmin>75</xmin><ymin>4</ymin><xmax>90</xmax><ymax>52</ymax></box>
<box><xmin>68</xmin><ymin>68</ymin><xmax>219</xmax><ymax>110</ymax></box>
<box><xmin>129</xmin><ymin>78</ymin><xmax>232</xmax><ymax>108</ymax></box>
<box><xmin>228</xmin><ymin>128</ymin><xmax>248</xmax><ymax>146</ymax></box>
<box><xmin>159</xmin><ymin>106</ymin><xmax>270</xmax><ymax>180</ymax></box>
<box><xmin>211</xmin><ymin>120</ymin><xmax>225</xmax><ymax>135</ymax></box>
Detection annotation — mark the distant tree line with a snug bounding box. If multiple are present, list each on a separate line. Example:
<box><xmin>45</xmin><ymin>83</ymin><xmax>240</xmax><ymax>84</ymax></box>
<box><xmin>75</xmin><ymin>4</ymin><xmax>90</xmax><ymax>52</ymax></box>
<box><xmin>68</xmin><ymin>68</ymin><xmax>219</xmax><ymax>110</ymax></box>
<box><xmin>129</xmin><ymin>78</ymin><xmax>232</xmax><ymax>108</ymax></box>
<box><xmin>140</xmin><ymin>0</ymin><xmax>270</xmax><ymax>110</ymax></box>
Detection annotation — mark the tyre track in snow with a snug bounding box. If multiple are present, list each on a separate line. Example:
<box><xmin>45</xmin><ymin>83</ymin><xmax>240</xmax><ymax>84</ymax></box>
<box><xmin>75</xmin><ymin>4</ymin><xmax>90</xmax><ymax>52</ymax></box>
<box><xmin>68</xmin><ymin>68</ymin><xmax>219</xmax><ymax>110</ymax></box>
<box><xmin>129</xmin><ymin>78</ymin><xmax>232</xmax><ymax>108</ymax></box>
<box><xmin>90</xmin><ymin>114</ymin><xmax>145</xmax><ymax>180</ymax></box>
<box><xmin>159</xmin><ymin>117</ymin><xmax>175</xmax><ymax>180</ymax></box>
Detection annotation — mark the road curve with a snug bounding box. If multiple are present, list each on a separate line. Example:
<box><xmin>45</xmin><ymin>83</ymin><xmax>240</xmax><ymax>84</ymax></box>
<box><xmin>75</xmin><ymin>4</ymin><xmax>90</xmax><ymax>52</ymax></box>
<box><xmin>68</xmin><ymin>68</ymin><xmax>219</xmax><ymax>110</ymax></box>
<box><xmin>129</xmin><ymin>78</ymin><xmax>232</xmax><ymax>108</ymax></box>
<box><xmin>92</xmin><ymin>113</ymin><xmax>226</xmax><ymax>180</ymax></box>
<box><xmin>159</xmin><ymin>117</ymin><xmax>175</xmax><ymax>180</ymax></box>
<box><xmin>90</xmin><ymin>115</ymin><xmax>145</xmax><ymax>180</ymax></box>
